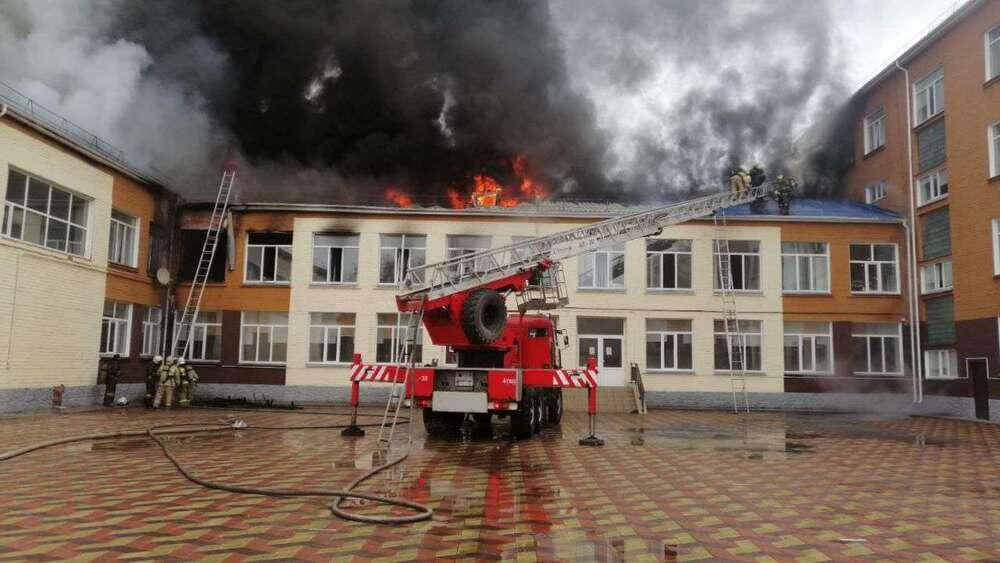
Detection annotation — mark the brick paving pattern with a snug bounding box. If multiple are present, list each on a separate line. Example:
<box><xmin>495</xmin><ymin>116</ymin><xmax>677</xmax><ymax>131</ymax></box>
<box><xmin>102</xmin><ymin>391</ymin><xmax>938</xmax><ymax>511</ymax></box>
<box><xmin>1</xmin><ymin>407</ymin><xmax>999</xmax><ymax>561</ymax></box>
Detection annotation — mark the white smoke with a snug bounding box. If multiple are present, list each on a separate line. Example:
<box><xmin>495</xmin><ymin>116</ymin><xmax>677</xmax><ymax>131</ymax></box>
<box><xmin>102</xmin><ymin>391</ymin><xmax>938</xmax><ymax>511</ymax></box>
<box><xmin>0</xmin><ymin>0</ymin><xmax>229</xmax><ymax>192</ymax></box>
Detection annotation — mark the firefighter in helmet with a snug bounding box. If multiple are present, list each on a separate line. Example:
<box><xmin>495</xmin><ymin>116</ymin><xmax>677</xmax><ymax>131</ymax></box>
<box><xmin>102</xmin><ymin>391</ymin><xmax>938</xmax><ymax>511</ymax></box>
<box><xmin>177</xmin><ymin>358</ymin><xmax>199</xmax><ymax>407</ymax></box>
<box><xmin>153</xmin><ymin>356</ymin><xmax>178</xmax><ymax>408</ymax></box>
<box><xmin>145</xmin><ymin>355</ymin><xmax>162</xmax><ymax>408</ymax></box>
<box><xmin>748</xmin><ymin>164</ymin><xmax>766</xmax><ymax>188</ymax></box>
<box><xmin>728</xmin><ymin>167</ymin><xmax>751</xmax><ymax>194</ymax></box>
<box><xmin>773</xmin><ymin>174</ymin><xmax>798</xmax><ymax>215</ymax></box>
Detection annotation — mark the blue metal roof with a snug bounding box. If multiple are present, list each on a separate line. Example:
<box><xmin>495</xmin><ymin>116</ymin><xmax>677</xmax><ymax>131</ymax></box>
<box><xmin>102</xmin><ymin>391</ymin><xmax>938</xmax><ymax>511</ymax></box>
<box><xmin>718</xmin><ymin>198</ymin><xmax>900</xmax><ymax>221</ymax></box>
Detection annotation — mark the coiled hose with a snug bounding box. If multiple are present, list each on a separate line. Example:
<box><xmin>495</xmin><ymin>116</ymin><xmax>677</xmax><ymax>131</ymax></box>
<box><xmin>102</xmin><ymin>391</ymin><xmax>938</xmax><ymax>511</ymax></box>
<box><xmin>0</xmin><ymin>409</ymin><xmax>432</xmax><ymax>524</ymax></box>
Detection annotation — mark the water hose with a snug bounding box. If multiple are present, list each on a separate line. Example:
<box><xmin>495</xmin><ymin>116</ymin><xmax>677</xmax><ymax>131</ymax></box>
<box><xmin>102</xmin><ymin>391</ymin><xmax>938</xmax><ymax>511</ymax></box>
<box><xmin>0</xmin><ymin>410</ymin><xmax>432</xmax><ymax>524</ymax></box>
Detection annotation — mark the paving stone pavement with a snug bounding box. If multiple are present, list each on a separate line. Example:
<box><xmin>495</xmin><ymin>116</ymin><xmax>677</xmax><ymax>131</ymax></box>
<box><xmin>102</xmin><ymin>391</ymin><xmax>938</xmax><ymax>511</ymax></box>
<box><xmin>1</xmin><ymin>406</ymin><xmax>999</xmax><ymax>561</ymax></box>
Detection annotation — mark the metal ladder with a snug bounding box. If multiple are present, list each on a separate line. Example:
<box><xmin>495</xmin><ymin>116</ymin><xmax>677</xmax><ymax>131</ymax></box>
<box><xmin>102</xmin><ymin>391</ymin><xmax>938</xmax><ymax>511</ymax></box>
<box><xmin>398</xmin><ymin>186</ymin><xmax>770</xmax><ymax>307</ymax></box>
<box><xmin>713</xmin><ymin>210</ymin><xmax>750</xmax><ymax>413</ymax></box>
<box><xmin>170</xmin><ymin>165</ymin><xmax>237</xmax><ymax>358</ymax></box>
<box><xmin>376</xmin><ymin>298</ymin><xmax>427</xmax><ymax>451</ymax></box>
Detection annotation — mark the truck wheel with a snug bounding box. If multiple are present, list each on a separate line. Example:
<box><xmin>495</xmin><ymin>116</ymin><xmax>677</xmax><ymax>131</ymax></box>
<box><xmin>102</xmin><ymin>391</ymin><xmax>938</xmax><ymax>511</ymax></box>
<box><xmin>548</xmin><ymin>389</ymin><xmax>563</xmax><ymax>425</ymax></box>
<box><xmin>460</xmin><ymin>289</ymin><xmax>507</xmax><ymax>344</ymax></box>
<box><xmin>423</xmin><ymin>409</ymin><xmax>464</xmax><ymax>436</ymax></box>
<box><xmin>531</xmin><ymin>392</ymin><xmax>543</xmax><ymax>434</ymax></box>
<box><xmin>510</xmin><ymin>391</ymin><xmax>535</xmax><ymax>439</ymax></box>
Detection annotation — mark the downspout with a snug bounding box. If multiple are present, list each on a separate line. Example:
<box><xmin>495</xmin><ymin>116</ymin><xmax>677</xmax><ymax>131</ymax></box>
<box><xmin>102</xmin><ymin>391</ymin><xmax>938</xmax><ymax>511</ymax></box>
<box><xmin>895</xmin><ymin>60</ymin><xmax>923</xmax><ymax>403</ymax></box>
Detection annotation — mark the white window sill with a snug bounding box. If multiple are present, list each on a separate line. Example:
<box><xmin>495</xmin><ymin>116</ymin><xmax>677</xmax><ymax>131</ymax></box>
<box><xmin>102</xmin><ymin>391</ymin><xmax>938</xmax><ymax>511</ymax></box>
<box><xmin>306</xmin><ymin>362</ymin><xmax>354</xmax><ymax>368</ymax></box>
<box><xmin>713</xmin><ymin>371</ymin><xmax>767</xmax><ymax>376</ymax></box>
<box><xmin>645</xmin><ymin>288</ymin><xmax>695</xmax><ymax>294</ymax></box>
<box><xmin>309</xmin><ymin>283</ymin><xmax>360</xmax><ymax>289</ymax></box>
<box><xmin>782</xmin><ymin>290</ymin><xmax>832</xmax><ymax>296</ymax></box>
<box><xmin>243</xmin><ymin>281</ymin><xmax>291</xmax><ymax>287</ymax></box>
<box><xmin>577</xmin><ymin>287</ymin><xmax>626</xmax><ymax>293</ymax></box>
<box><xmin>863</xmin><ymin>145</ymin><xmax>885</xmax><ymax>157</ymax></box>
<box><xmin>852</xmin><ymin>372</ymin><xmax>904</xmax><ymax>377</ymax></box>
<box><xmin>917</xmin><ymin>194</ymin><xmax>948</xmax><ymax>208</ymax></box>
<box><xmin>712</xmin><ymin>290</ymin><xmax>765</xmax><ymax>296</ymax></box>
<box><xmin>921</xmin><ymin>287</ymin><xmax>953</xmax><ymax>296</ymax></box>
<box><xmin>850</xmin><ymin>291</ymin><xmax>901</xmax><ymax>296</ymax></box>
<box><xmin>185</xmin><ymin>359</ymin><xmax>221</xmax><ymax>364</ymax></box>
<box><xmin>925</xmin><ymin>376</ymin><xmax>960</xmax><ymax>381</ymax></box>
<box><xmin>99</xmin><ymin>352</ymin><xmax>128</xmax><ymax>358</ymax></box>
<box><xmin>238</xmin><ymin>361</ymin><xmax>287</xmax><ymax>367</ymax></box>
<box><xmin>786</xmin><ymin>371</ymin><xmax>835</xmax><ymax>376</ymax></box>
<box><xmin>1</xmin><ymin>235</ymin><xmax>93</xmax><ymax>263</ymax></box>
<box><xmin>646</xmin><ymin>369</ymin><xmax>694</xmax><ymax>375</ymax></box>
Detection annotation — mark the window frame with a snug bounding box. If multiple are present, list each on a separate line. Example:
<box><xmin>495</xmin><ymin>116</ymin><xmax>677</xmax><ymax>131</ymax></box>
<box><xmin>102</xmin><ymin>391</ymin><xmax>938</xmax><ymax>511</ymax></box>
<box><xmin>445</xmin><ymin>234</ymin><xmax>492</xmax><ymax>278</ymax></box>
<box><xmin>645</xmin><ymin>239</ymin><xmax>693</xmax><ymax>291</ymax></box>
<box><xmin>379</xmin><ymin>234</ymin><xmax>427</xmax><ymax>286</ymax></box>
<box><xmin>864</xmin><ymin>180</ymin><xmax>888</xmax><ymax>204</ymax></box>
<box><xmin>986</xmin><ymin>25</ymin><xmax>1000</xmax><ymax>82</ymax></box>
<box><xmin>849</xmin><ymin>243</ymin><xmax>900</xmax><ymax>295</ymax></box>
<box><xmin>579</xmin><ymin>242</ymin><xmax>626</xmax><ymax>290</ymax></box>
<box><xmin>713</xmin><ymin>240</ymin><xmax>762</xmax><ymax>292</ymax></box>
<box><xmin>376</xmin><ymin>313</ymin><xmax>424</xmax><ymax>364</ymax></box>
<box><xmin>100</xmin><ymin>300</ymin><xmax>132</xmax><ymax>357</ymax></box>
<box><xmin>244</xmin><ymin>232</ymin><xmax>292</xmax><ymax>285</ymax></box>
<box><xmin>311</xmin><ymin>233</ymin><xmax>360</xmax><ymax>285</ymax></box>
<box><xmin>863</xmin><ymin>108</ymin><xmax>886</xmax><ymax>154</ymax></box>
<box><xmin>924</xmin><ymin>349</ymin><xmax>959</xmax><ymax>380</ymax></box>
<box><xmin>783</xmin><ymin>322</ymin><xmax>834</xmax><ymax>375</ymax></box>
<box><xmin>780</xmin><ymin>241</ymin><xmax>830</xmax><ymax>294</ymax></box>
<box><xmin>920</xmin><ymin>260</ymin><xmax>953</xmax><ymax>294</ymax></box>
<box><xmin>990</xmin><ymin>121</ymin><xmax>1000</xmax><ymax>178</ymax></box>
<box><xmin>713</xmin><ymin>319</ymin><xmax>764</xmax><ymax>373</ymax></box>
<box><xmin>913</xmin><ymin>68</ymin><xmax>944</xmax><ymax>126</ymax></box>
<box><xmin>3</xmin><ymin>167</ymin><xmax>90</xmax><ymax>257</ymax></box>
<box><xmin>108</xmin><ymin>209</ymin><xmax>139</xmax><ymax>267</ymax></box>
<box><xmin>141</xmin><ymin>306</ymin><xmax>162</xmax><ymax>357</ymax></box>
<box><xmin>239</xmin><ymin>312</ymin><xmax>289</xmax><ymax>365</ymax></box>
<box><xmin>992</xmin><ymin>218</ymin><xmax>1000</xmax><ymax>276</ymax></box>
<box><xmin>308</xmin><ymin>312</ymin><xmax>356</xmax><ymax>365</ymax></box>
<box><xmin>916</xmin><ymin>168</ymin><xmax>949</xmax><ymax>206</ymax></box>
<box><xmin>645</xmin><ymin>319</ymin><xmax>693</xmax><ymax>372</ymax></box>
<box><xmin>851</xmin><ymin>323</ymin><xmax>904</xmax><ymax>376</ymax></box>
<box><xmin>174</xmin><ymin>310</ymin><xmax>223</xmax><ymax>362</ymax></box>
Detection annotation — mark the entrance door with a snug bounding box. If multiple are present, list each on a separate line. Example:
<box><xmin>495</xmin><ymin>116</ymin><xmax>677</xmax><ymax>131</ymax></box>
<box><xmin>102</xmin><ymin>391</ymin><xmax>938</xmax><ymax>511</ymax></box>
<box><xmin>968</xmin><ymin>359</ymin><xmax>990</xmax><ymax>420</ymax></box>
<box><xmin>579</xmin><ymin>335</ymin><xmax>624</xmax><ymax>385</ymax></box>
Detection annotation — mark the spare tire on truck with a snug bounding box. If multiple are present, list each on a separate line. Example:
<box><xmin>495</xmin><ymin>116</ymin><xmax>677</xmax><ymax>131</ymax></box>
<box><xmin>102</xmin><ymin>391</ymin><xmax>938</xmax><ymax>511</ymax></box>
<box><xmin>460</xmin><ymin>289</ymin><xmax>507</xmax><ymax>344</ymax></box>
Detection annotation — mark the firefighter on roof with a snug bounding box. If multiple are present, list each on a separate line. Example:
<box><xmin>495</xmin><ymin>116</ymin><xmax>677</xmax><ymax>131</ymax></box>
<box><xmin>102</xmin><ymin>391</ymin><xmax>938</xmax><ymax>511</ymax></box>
<box><xmin>153</xmin><ymin>356</ymin><xmax>178</xmax><ymax>408</ymax></box>
<box><xmin>748</xmin><ymin>164</ymin><xmax>766</xmax><ymax>187</ymax></box>
<box><xmin>177</xmin><ymin>358</ymin><xmax>198</xmax><ymax>407</ymax></box>
<box><xmin>774</xmin><ymin>175</ymin><xmax>798</xmax><ymax>215</ymax></box>
<box><xmin>728</xmin><ymin>167</ymin><xmax>750</xmax><ymax>194</ymax></box>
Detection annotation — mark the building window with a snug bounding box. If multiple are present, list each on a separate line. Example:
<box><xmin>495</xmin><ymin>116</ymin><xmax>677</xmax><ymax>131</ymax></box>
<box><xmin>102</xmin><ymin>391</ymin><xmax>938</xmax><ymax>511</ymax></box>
<box><xmin>240</xmin><ymin>312</ymin><xmax>288</xmax><ymax>364</ymax></box>
<box><xmin>175</xmin><ymin>311</ymin><xmax>222</xmax><ymax>361</ymax></box>
<box><xmin>850</xmin><ymin>244</ymin><xmax>898</xmax><ymax>294</ymax></box>
<box><xmin>446</xmin><ymin>234</ymin><xmax>491</xmax><ymax>277</ymax></box>
<box><xmin>108</xmin><ymin>210</ymin><xmax>139</xmax><ymax>267</ymax></box>
<box><xmin>864</xmin><ymin>180</ymin><xmax>888</xmax><ymax>204</ymax></box>
<box><xmin>379</xmin><ymin>234</ymin><xmax>426</xmax><ymax>285</ymax></box>
<box><xmin>863</xmin><ymin>108</ymin><xmax>886</xmax><ymax>154</ymax></box>
<box><xmin>924</xmin><ymin>349</ymin><xmax>958</xmax><ymax>379</ymax></box>
<box><xmin>579</xmin><ymin>242</ymin><xmax>625</xmax><ymax>289</ymax></box>
<box><xmin>646</xmin><ymin>239</ymin><xmax>692</xmax><ymax>290</ymax></box>
<box><xmin>783</xmin><ymin>322</ymin><xmax>833</xmax><ymax>374</ymax></box>
<box><xmin>645</xmin><ymin>319</ymin><xmax>692</xmax><ymax>371</ymax></box>
<box><xmin>781</xmin><ymin>242</ymin><xmax>829</xmax><ymax>293</ymax></box>
<box><xmin>312</xmin><ymin>233</ymin><xmax>359</xmax><ymax>284</ymax></box>
<box><xmin>245</xmin><ymin>232</ymin><xmax>292</xmax><ymax>284</ymax></box>
<box><xmin>308</xmin><ymin>312</ymin><xmax>356</xmax><ymax>364</ymax></box>
<box><xmin>917</xmin><ymin>169</ymin><xmax>948</xmax><ymax>206</ymax></box>
<box><xmin>100</xmin><ymin>300</ymin><xmax>132</xmax><ymax>356</ymax></box>
<box><xmin>713</xmin><ymin>240</ymin><xmax>760</xmax><ymax>291</ymax></box>
<box><xmin>141</xmin><ymin>306</ymin><xmax>162</xmax><ymax>357</ymax></box>
<box><xmin>990</xmin><ymin>122</ymin><xmax>1000</xmax><ymax>178</ymax></box>
<box><xmin>913</xmin><ymin>69</ymin><xmax>944</xmax><ymax>125</ymax></box>
<box><xmin>921</xmin><ymin>261</ymin><xmax>953</xmax><ymax>294</ymax></box>
<box><xmin>713</xmin><ymin>319</ymin><xmax>763</xmax><ymax>372</ymax></box>
<box><xmin>852</xmin><ymin>322</ymin><xmax>902</xmax><ymax>375</ymax></box>
<box><xmin>992</xmin><ymin>218</ymin><xmax>1000</xmax><ymax>276</ymax></box>
<box><xmin>3</xmin><ymin>168</ymin><xmax>88</xmax><ymax>256</ymax></box>
<box><xmin>987</xmin><ymin>25</ymin><xmax>1000</xmax><ymax>82</ymax></box>
<box><xmin>376</xmin><ymin>313</ymin><xmax>423</xmax><ymax>363</ymax></box>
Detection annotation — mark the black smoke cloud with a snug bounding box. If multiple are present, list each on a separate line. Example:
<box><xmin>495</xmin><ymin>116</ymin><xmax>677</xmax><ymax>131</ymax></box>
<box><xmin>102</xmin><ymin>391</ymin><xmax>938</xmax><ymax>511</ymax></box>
<box><xmin>0</xmin><ymin>0</ymin><xmax>850</xmax><ymax>204</ymax></box>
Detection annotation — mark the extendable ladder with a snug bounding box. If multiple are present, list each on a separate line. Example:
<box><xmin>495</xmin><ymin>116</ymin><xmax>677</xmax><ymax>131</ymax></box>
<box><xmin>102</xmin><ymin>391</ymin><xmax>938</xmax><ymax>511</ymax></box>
<box><xmin>377</xmin><ymin>297</ymin><xmax>426</xmax><ymax>451</ymax></box>
<box><xmin>713</xmin><ymin>210</ymin><xmax>750</xmax><ymax>414</ymax></box>
<box><xmin>170</xmin><ymin>165</ymin><xmax>237</xmax><ymax>358</ymax></box>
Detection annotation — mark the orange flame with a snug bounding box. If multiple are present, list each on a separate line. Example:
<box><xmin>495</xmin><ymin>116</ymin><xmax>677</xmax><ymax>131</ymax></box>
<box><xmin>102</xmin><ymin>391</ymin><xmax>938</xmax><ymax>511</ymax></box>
<box><xmin>513</xmin><ymin>154</ymin><xmax>548</xmax><ymax>199</ymax></box>
<box><xmin>385</xmin><ymin>187</ymin><xmax>413</xmax><ymax>207</ymax></box>
<box><xmin>447</xmin><ymin>189</ymin><xmax>467</xmax><ymax>209</ymax></box>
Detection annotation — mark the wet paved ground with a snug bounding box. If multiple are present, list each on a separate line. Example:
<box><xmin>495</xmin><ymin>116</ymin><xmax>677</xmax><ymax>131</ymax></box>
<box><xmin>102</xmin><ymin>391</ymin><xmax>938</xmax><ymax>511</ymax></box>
<box><xmin>1</xmin><ymin>407</ymin><xmax>999</xmax><ymax>561</ymax></box>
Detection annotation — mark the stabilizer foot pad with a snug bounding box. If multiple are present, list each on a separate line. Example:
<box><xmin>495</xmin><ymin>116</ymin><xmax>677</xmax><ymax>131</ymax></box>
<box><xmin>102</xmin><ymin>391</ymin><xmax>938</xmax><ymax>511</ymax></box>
<box><xmin>578</xmin><ymin>436</ymin><xmax>605</xmax><ymax>447</ymax></box>
<box><xmin>341</xmin><ymin>426</ymin><xmax>365</xmax><ymax>437</ymax></box>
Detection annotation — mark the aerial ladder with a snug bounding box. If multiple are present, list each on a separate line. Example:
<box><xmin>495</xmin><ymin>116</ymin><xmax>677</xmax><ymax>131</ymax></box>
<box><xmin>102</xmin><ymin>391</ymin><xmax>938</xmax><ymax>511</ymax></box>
<box><xmin>170</xmin><ymin>163</ymin><xmax>238</xmax><ymax>359</ymax></box>
<box><xmin>344</xmin><ymin>184</ymin><xmax>773</xmax><ymax>447</ymax></box>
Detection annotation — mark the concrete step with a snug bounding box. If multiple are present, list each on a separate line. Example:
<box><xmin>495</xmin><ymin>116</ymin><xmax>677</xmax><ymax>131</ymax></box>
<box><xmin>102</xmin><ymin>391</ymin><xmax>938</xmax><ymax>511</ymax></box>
<box><xmin>563</xmin><ymin>386</ymin><xmax>640</xmax><ymax>414</ymax></box>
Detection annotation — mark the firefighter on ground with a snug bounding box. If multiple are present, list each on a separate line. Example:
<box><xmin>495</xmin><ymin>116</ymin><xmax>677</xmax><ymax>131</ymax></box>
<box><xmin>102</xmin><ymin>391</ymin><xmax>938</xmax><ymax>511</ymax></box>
<box><xmin>773</xmin><ymin>174</ymin><xmax>798</xmax><ymax>216</ymax></box>
<box><xmin>153</xmin><ymin>356</ymin><xmax>179</xmax><ymax>408</ymax></box>
<box><xmin>145</xmin><ymin>355</ymin><xmax>162</xmax><ymax>408</ymax></box>
<box><xmin>101</xmin><ymin>354</ymin><xmax>121</xmax><ymax>407</ymax></box>
<box><xmin>177</xmin><ymin>358</ymin><xmax>198</xmax><ymax>407</ymax></box>
<box><xmin>728</xmin><ymin>167</ymin><xmax>751</xmax><ymax>194</ymax></box>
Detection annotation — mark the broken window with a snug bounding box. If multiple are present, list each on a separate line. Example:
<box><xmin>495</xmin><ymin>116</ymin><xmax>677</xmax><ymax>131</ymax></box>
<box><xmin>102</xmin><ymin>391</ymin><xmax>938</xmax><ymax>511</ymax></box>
<box><xmin>179</xmin><ymin>229</ymin><xmax>227</xmax><ymax>282</ymax></box>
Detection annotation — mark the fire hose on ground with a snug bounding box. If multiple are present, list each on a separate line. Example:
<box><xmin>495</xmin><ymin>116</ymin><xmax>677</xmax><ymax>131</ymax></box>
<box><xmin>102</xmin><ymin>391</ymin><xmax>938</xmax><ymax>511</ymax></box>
<box><xmin>0</xmin><ymin>408</ymin><xmax>433</xmax><ymax>524</ymax></box>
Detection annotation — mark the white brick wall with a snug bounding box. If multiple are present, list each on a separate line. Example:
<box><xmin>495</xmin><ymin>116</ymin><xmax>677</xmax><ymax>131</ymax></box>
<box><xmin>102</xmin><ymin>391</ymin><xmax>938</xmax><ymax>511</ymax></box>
<box><xmin>0</xmin><ymin>120</ymin><xmax>112</xmax><ymax>389</ymax></box>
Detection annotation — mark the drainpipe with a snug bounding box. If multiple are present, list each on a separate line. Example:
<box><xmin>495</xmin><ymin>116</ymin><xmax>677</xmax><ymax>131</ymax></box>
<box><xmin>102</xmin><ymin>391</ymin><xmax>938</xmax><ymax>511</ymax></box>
<box><xmin>895</xmin><ymin>60</ymin><xmax>923</xmax><ymax>403</ymax></box>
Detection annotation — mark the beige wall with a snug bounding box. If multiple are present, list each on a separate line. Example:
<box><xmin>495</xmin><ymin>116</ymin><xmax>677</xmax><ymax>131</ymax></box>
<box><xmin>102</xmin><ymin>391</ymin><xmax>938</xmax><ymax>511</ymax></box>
<box><xmin>0</xmin><ymin>118</ymin><xmax>113</xmax><ymax>388</ymax></box>
<box><xmin>285</xmin><ymin>214</ymin><xmax>784</xmax><ymax>392</ymax></box>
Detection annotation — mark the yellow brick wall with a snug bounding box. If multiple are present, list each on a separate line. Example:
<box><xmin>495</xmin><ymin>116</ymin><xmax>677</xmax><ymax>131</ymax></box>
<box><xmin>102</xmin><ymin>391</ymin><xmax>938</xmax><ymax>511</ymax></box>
<box><xmin>0</xmin><ymin>118</ymin><xmax>112</xmax><ymax>388</ymax></box>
